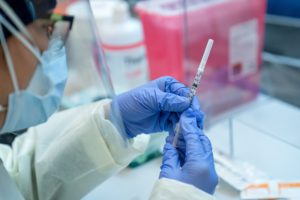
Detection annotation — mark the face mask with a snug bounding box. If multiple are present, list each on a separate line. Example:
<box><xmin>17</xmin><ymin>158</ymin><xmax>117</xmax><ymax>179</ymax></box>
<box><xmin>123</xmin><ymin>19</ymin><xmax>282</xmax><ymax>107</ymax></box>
<box><xmin>0</xmin><ymin>9</ymin><xmax>68</xmax><ymax>134</ymax></box>
<box><xmin>0</xmin><ymin>39</ymin><xmax>68</xmax><ymax>134</ymax></box>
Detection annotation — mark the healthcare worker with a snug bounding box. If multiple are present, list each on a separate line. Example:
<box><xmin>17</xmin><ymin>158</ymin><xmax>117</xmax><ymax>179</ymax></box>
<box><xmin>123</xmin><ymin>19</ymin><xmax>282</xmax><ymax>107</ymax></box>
<box><xmin>0</xmin><ymin>0</ymin><xmax>218</xmax><ymax>199</ymax></box>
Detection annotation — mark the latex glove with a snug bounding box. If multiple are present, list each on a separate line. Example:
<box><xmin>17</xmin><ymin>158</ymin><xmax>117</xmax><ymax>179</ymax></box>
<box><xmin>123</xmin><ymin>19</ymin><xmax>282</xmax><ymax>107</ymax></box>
<box><xmin>110</xmin><ymin>76</ymin><xmax>202</xmax><ymax>138</ymax></box>
<box><xmin>159</xmin><ymin>108</ymin><xmax>219</xmax><ymax>195</ymax></box>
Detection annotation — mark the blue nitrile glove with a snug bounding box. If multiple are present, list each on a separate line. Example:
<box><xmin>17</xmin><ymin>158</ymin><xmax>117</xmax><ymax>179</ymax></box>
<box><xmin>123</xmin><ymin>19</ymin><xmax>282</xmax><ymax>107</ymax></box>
<box><xmin>110</xmin><ymin>76</ymin><xmax>202</xmax><ymax>138</ymax></box>
<box><xmin>167</xmin><ymin>97</ymin><xmax>204</xmax><ymax>165</ymax></box>
<box><xmin>160</xmin><ymin>108</ymin><xmax>219</xmax><ymax>195</ymax></box>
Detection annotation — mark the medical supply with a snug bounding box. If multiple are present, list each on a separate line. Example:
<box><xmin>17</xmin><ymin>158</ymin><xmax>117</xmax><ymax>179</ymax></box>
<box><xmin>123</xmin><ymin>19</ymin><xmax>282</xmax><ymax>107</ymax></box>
<box><xmin>90</xmin><ymin>0</ymin><xmax>122</xmax><ymax>26</ymax></box>
<box><xmin>136</xmin><ymin>0</ymin><xmax>266</xmax><ymax>121</ymax></box>
<box><xmin>65</xmin><ymin>1</ymin><xmax>107</xmax><ymax>97</ymax></box>
<box><xmin>241</xmin><ymin>181</ymin><xmax>300</xmax><ymax>199</ymax></box>
<box><xmin>173</xmin><ymin>39</ymin><xmax>214</xmax><ymax>147</ymax></box>
<box><xmin>97</xmin><ymin>1</ymin><xmax>149</xmax><ymax>94</ymax></box>
<box><xmin>214</xmin><ymin>150</ymin><xmax>269</xmax><ymax>191</ymax></box>
<box><xmin>57</xmin><ymin>1</ymin><xmax>116</xmax><ymax>108</ymax></box>
<box><xmin>188</xmin><ymin>39</ymin><xmax>214</xmax><ymax>102</ymax></box>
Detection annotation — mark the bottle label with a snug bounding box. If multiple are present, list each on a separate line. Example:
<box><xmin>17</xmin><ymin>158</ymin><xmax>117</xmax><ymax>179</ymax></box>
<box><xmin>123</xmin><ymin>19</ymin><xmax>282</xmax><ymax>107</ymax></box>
<box><xmin>102</xmin><ymin>41</ymin><xmax>149</xmax><ymax>94</ymax></box>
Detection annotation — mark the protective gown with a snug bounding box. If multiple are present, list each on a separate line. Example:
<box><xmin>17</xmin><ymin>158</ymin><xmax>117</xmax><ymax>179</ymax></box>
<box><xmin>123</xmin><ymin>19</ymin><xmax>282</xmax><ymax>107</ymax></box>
<box><xmin>0</xmin><ymin>100</ymin><xmax>214</xmax><ymax>200</ymax></box>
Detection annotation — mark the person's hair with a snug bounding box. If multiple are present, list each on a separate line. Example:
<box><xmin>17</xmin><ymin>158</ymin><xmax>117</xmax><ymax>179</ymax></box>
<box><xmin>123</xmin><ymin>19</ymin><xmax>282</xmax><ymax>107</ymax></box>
<box><xmin>0</xmin><ymin>0</ymin><xmax>57</xmax><ymax>39</ymax></box>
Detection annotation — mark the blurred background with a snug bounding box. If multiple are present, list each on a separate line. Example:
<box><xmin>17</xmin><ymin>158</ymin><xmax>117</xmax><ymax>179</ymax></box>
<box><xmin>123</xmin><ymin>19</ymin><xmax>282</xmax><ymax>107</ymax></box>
<box><xmin>54</xmin><ymin>0</ymin><xmax>300</xmax><ymax>199</ymax></box>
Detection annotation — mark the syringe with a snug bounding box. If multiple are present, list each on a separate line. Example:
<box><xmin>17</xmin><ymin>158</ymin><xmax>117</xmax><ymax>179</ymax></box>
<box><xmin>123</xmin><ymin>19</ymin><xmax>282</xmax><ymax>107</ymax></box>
<box><xmin>172</xmin><ymin>39</ymin><xmax>214</xmax><ymax>147</ymax></box>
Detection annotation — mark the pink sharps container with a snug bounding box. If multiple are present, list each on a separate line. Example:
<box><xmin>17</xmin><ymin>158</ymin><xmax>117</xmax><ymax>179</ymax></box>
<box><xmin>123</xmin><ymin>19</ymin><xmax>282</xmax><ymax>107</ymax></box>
<box><xmin>136</xmin><ymin>0</ymin><xmax>266</xmax><ymax>119</ymax></box>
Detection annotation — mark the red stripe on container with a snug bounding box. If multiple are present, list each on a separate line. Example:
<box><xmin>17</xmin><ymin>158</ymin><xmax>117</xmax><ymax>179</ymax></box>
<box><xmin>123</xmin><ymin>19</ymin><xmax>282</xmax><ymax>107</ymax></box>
<box><xmin>102</xmin><ymin>41</ymin><xmax>145</xmax><ymax>51</ymax></box>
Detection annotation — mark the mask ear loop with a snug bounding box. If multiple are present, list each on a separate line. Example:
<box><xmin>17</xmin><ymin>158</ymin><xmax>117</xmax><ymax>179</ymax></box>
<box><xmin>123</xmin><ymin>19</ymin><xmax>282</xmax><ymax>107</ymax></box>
<box><xmin>0</xmin><ymin>0</ymin><xmax>34</xmax><ymax>42</ymax></box>
<box><xmin>0</xmin><ymin>2</ymin><xmax>43</xmax><ymax>113</ymax></box>
<box><xmin>0</xmin><ymin>15</ymin><xmax>43</xmax><ymax>63</ymax></box>
<box><xmin>0</xmin><ymin>23</ymin><xmax>19</xmax><ymax>93</ymax></box>
<box><xmin>0</xmin><ymin>14</ymin><xmax>44</xmax><ymax>94</ymax></box>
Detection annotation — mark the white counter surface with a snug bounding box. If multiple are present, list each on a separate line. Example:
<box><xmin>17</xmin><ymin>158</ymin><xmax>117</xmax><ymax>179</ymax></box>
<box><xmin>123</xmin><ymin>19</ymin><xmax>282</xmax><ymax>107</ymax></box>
<box><xmin>84</xmin><ymin>95</ymin><xmax>300</xmax><ymax>199</ymax></box>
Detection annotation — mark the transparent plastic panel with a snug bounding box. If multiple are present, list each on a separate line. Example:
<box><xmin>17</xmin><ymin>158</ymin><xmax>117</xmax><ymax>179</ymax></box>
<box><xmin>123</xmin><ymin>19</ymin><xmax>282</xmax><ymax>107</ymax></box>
<box><xmin>55</xmin><ymin>0</ymin><xmax>132</xmax><ymax>140</ymax></box>
<box><xmin>91</xmin><ymin>0</ymin><xmax>149</xmax><ymax>94</ymax></box>
<box><xmin>136</xmin><ymin>0</ymin><xmax>300</xmax><ymax>184</ymax></box>
<box><xmin>54</xmin><ymin>0</ymin><xmax>115</xmax><ymax>108</ymax></box>
<box><xmin>136</xmin><ymin>0</ymin><xmax>265</xmax><ymax>122</ymax></box>
<box><xmin>182</xmin><ymin>0</ymin><xmax>265</xmax><ymax>123</ymax></box>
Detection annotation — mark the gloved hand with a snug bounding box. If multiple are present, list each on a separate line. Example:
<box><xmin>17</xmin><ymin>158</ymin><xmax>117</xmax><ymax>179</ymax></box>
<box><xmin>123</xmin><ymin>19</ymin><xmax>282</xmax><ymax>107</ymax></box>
<box><xmin>167</xmin><ymin>96</ymin><xmax>204</xmax><ymax>166</ymax></box>
<box><xmin>110</xmin><ymin>76</ymin><xmax>202</xmax><ymax>138</ymax></box>
<box><xmin>159</xmin><ymin>108</ymin><xmax>218</xmax><ymax>195</ymax></box>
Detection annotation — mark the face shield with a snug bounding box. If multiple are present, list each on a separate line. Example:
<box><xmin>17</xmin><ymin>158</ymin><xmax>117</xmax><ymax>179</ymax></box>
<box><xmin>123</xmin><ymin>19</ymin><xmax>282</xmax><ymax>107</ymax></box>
<box><xmin>55</xmin><ymin>0</ymin><xmax>116</xmax><ymax>107</ymax></box>
<box><xmin>0</xmin><ymin>0</ymin><xmax>117</xmax><ymax>134</ymax></box>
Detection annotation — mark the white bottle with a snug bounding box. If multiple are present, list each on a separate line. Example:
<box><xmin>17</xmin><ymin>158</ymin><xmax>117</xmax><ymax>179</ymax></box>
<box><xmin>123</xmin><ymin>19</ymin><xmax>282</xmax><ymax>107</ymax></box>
<box><xmin>97</xmin><ymin>2</ymin><xmax>149</xmax><ymax>94</ymax></box>
<box><xmin>91</xmin><ymin>0</ymin><xmax>121</xmax><ymax>25</ymax></box>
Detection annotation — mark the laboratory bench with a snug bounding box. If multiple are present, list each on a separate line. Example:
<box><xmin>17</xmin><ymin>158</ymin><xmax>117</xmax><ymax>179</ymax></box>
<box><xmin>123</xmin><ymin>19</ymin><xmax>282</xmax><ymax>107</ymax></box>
<box><xmin>83</xmin><ymin>94</ymin><xmax>300</xmax><ymax>200</ymax></box>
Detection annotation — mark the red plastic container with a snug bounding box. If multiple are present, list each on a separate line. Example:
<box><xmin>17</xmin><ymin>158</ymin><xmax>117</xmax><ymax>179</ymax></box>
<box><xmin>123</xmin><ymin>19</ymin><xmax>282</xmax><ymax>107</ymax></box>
<box><xmin>136</xmin><ymin>0</ymin><xmax>266</xmax><ymax>118</ymax></box>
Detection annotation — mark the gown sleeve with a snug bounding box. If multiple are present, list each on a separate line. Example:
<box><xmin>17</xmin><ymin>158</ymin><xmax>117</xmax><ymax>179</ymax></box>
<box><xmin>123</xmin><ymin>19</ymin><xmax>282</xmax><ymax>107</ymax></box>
<box><xmin>0</xmin><ymin>100</ymin><xmax>150</xmax><ymax>200</ymax></box>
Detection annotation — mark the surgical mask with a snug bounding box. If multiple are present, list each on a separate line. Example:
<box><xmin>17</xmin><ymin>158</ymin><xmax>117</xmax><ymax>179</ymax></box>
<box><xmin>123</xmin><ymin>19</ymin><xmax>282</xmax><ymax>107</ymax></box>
<box><xmin>0</xmin><ymin>6</ymin><xmax>68</xmax><ymax>134</ymax></box>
